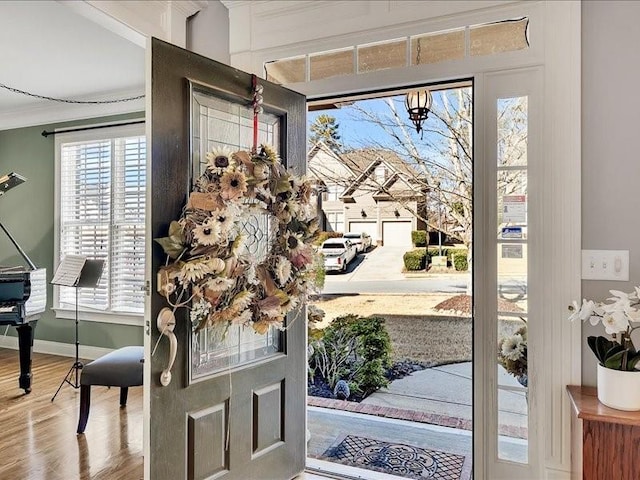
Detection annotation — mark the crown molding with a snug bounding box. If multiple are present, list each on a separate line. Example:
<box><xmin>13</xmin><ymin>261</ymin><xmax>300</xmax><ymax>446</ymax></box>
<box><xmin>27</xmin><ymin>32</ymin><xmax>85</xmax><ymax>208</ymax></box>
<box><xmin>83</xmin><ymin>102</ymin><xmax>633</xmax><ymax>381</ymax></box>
<box><xmin>0</xmin><ymin>87</ymin><xmax>145</xmax><ymax>131</ymax></box>
<box><xmin>172</xmin><ymin>0</ymin><xmax>209</xmax><ymax>17</ymax></box>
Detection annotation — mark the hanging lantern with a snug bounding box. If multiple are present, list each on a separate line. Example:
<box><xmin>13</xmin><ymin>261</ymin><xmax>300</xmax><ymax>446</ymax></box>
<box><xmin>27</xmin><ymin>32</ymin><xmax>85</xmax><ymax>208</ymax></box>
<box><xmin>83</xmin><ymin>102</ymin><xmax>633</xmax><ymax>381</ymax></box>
<box><xmin>405</xmin><ymin>90</ymin><xmax>433</xmax><ymax>135</ymax></box>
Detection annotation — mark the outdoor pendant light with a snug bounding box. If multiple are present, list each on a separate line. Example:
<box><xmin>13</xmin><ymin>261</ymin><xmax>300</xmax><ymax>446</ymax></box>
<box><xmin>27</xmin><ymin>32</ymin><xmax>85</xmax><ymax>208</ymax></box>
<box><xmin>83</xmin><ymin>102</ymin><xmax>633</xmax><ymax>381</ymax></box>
<box><xmin>405</xmin><ymin>89</ymin><xmax>433</xmax><ymax>135</ymax></box>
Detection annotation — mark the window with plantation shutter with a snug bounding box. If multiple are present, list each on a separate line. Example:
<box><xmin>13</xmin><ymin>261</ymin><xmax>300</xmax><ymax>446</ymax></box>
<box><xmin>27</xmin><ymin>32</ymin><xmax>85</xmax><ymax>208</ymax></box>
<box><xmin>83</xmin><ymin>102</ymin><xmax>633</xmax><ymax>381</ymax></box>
<box><xmin>55</xmin><ymin>122</ymin><xmax>146</xmax><ymax>323</ymax></box>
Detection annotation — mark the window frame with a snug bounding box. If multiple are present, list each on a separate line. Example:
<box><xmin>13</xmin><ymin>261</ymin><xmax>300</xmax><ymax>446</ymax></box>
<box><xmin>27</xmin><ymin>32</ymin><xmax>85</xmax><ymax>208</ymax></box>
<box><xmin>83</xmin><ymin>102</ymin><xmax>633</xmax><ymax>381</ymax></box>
<box><xmin>53</xmin><ymin>120</ymin><xmax>146</xmax><ymax>326</ymax></box>
<box><xmin>325</xmin><ymin>183</ymin><xmax>342</xmax><ymax>201</ymax></box>
<box><xmin>325</xmin><ymin>211</ymin><xmax>344</xmax><ymax>232</ymax></box>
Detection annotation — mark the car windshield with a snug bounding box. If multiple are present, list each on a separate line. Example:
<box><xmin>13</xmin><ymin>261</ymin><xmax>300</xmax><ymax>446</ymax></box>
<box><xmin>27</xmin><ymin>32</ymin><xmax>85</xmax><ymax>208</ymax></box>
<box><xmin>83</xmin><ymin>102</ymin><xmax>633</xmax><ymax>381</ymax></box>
<box><xmin>343</xmin><ymin>234</ymin><xmax>359</xmax><ymax>239</ymax></box>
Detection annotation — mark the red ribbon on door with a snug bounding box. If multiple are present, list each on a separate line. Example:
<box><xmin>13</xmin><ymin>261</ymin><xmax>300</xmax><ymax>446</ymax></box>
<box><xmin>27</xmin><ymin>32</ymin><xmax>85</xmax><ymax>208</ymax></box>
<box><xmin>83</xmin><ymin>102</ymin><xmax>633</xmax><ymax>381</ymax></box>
<box><xmin>251</xmin><ymin>75</ymin><xmax>264</xmax><ymax>153</ymax></box>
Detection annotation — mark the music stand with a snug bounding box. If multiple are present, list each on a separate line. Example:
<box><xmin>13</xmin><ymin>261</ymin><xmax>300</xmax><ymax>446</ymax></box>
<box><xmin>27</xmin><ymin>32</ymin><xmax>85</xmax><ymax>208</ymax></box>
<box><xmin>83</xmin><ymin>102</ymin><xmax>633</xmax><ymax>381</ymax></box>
<box><xmin>50</xmin><ymin>256</ymin><xmax>104</xmax><ymax>402</ymax></box>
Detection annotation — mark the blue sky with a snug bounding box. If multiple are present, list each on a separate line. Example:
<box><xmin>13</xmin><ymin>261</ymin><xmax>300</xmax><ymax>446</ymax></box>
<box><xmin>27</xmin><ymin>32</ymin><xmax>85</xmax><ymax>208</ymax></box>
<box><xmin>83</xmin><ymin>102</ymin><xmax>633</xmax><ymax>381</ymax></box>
<box><xmin>307</xmin><ymin>96</ymin><xmax>411</xmax><ymax>150</ymax></box>
<box><xmin>307</xmin><ymin>92</ymin><xmax>456</xmax><ymax>152</ymax></box>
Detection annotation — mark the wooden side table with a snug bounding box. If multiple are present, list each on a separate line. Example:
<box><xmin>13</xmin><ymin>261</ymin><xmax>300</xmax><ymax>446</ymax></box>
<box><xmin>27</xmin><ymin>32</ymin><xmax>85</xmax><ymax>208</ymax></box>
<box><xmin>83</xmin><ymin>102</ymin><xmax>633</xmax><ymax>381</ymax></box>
<box><xmin>567</xmin><ymin>385</ymin><xmax>640</xmax><ymax>480</ymax></box>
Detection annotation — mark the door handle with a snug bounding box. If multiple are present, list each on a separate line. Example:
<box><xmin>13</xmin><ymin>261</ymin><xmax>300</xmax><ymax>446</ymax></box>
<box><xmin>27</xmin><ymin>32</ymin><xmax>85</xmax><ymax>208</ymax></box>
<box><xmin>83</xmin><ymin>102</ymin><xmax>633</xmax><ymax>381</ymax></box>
<box><xmin>156</xmin><ymin>307</ymin><xmax>177</xmax><ymax>386</ymax></box>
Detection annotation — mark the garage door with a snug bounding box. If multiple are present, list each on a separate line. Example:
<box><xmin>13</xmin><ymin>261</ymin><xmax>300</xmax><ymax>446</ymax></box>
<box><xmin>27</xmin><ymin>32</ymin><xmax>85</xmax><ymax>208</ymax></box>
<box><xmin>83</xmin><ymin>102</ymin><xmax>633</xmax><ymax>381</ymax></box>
<box><xmin>348</xmin><ymin>221</ymin><xmax>377</xmax><ymax>239</ymax></box>
<box><xmin>382</xmin><ymin>221</ymin><xmax>412</xmax><ymax>247</ymax></box>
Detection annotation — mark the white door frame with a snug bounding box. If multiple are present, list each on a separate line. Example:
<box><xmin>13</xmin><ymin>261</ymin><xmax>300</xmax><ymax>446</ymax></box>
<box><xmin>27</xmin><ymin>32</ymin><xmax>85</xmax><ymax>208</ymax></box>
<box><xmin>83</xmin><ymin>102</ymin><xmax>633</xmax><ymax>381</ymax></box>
<box><xmin>228</xmin><ymin>1</ymin><xmax>581</xmax><ymax>478</ymax></box>
<box><xmin>76</xmin><ymin>1</ymin><xmax>583</xmax><ymax>478</ymax></box>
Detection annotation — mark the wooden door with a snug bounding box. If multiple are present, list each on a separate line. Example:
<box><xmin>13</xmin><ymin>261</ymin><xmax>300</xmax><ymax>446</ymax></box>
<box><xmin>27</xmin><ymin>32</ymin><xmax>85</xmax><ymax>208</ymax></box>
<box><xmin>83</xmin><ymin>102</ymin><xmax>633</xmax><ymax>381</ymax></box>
<box><xmin>147</xmin><ymin>38</ymin><xmax>307</xmax><ymax>480</ymax></box>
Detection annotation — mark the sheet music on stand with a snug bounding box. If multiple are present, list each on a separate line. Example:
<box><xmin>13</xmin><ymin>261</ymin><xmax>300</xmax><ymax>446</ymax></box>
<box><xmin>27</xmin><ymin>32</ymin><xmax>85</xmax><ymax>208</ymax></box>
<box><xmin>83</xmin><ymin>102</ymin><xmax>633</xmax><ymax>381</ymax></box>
<box><xmin>49</xmin><ymin>254</ymin><xmax>104</xmax><ymax>402</ymax></box>
<box><xmin>51</xmin><ymin>255</ymin><xmax>104</xmax><ymax>288</ymax></box>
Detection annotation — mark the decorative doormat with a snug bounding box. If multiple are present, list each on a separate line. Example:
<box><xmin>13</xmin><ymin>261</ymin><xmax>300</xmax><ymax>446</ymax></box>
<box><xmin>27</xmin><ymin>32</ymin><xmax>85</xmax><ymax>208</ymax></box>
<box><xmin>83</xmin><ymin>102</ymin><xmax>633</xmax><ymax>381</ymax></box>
<box><xmin>321</xmin><ymin>435</ymin><xmax>465</xmax><ymax>480</ymax></box>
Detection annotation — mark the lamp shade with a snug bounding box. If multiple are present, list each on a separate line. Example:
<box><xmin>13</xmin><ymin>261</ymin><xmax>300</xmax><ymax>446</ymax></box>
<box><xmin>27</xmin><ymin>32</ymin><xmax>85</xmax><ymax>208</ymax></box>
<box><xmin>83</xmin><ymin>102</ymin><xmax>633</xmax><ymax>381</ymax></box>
<box><xmin>405</xmin><ymin>90</ymin><xmax>433</xmax><ymax>134</ymax></box>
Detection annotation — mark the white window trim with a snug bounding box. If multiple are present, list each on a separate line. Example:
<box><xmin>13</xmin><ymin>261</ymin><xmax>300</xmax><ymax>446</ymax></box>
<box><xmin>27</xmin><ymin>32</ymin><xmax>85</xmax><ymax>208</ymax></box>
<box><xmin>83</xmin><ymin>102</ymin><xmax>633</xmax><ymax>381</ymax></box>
<box><xmin>53</xmin><ymin>120</ymin><xmax>145</xmax><ymax>326</ymax></box>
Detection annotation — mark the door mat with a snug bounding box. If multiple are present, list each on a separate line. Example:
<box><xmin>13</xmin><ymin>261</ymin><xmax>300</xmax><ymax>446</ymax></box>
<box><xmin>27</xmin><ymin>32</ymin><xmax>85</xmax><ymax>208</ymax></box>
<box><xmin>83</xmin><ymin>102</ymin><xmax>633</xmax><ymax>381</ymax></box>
<box><xmin>321</xmin><ymin>434</ymin><xmax>465</xmax><ymax>480</ymax></box>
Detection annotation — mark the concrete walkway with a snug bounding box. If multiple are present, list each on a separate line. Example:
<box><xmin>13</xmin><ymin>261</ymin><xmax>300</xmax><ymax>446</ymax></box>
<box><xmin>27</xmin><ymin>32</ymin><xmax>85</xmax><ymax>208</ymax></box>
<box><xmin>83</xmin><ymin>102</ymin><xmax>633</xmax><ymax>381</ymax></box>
<box><xmin>362</xmin><ymin>362</ymin><xmax>528</xmax><ymax>437</ymax></box>
<box><xmin>308</xmin><ymin>362</ymin><xmax>528</xmax><ymax>475</ymax></box>
<box><xmin>309</xmin><ymin>362</ymin><xmax>527</xmax><ymax>439</ymax></box>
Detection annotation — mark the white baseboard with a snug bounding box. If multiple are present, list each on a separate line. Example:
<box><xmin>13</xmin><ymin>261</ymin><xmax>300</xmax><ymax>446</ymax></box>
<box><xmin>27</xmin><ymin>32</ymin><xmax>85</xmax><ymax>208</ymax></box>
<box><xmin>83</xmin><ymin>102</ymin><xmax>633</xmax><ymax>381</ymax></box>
<box><xmin>0</xmin><ymin>335</ymin><xmax>113</xmax><ymax>361</ymax></box>
<box><xmin>545</xmin><ymin>468</ymin><xmax>572</xmax><ymax>480</ymax></box>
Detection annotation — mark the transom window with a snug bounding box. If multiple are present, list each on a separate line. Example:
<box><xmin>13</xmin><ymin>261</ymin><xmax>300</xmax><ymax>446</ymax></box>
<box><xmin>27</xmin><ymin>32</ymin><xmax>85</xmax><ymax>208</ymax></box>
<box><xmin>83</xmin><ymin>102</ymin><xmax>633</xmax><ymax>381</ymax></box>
<box><xmin>266</xmin><ymin>18</ymin><xmax>529</xmax><ymax>84</ymax></box>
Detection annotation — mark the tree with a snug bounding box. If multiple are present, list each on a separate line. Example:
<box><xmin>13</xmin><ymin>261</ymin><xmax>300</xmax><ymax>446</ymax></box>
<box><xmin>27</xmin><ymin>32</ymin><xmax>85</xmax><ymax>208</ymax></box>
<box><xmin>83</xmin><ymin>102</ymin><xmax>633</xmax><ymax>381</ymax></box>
<box><xmin>309</xmin><ymin>114</ymin><xmax>342</xmax><ymax>152</ymax></box>
<box><xmin>308</xmin><ymin>87</ymin><xmax>528</xmax><ymax>277</ymax></box>
<box><xmin>315</xmin><ymin>89</ymin><xmax>472</xmax><ymax>247</ymax></box>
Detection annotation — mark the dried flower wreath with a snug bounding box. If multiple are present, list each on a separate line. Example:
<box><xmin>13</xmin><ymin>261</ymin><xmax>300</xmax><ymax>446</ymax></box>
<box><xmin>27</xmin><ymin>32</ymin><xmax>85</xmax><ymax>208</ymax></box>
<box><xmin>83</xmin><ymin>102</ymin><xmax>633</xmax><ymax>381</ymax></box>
<box><xmin>155</xmin><ymin>144</ymin><xmax>320</xmax><ymax>334</ymax></box>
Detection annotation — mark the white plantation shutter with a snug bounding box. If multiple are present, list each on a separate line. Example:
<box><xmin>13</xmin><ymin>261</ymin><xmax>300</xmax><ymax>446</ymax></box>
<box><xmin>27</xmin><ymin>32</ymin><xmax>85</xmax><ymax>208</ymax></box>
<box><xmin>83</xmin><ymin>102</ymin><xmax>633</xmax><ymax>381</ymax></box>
<box><xmin>57</xmin><ymin>124</ymin><xmax>146</xmax><ymax>316</ymax></box>
<box><xmin>112</xmin><ymin>136</ymin><xmax>146</xmax><ymax>313</ymax></box>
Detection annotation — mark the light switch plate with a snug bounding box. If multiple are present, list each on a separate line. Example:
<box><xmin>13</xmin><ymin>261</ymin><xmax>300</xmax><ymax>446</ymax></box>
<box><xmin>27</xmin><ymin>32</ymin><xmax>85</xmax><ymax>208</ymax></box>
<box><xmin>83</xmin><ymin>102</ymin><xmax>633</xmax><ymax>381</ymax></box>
<box><xmin>582</xmin><ymin>249</ymin><xmax>629</xmax><ymax>281</ymax></box>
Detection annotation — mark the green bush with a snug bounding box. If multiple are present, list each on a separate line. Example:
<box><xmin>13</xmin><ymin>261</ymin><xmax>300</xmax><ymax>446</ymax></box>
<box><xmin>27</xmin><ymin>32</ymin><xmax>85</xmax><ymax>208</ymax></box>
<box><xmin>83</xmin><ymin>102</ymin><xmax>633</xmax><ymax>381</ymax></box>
<box><xmin>403</xmin><ymin>249</ymin><xmax>427</xmax><ymax>270</ymax></box>
<box><xmin>313</xmin><ymin>231</ymin><xmax>343</xmax><ymax>246</ymax></box>
<box><xmin>452</xmin><ymin>249</ymin><xmax>468</xmax><ymax>271</ymax></box>
<box><xmin>427</xmin><ymin>246</ymin><xmax>449</xmax><ymax>258</ymax></box>
<box><xmin>308</xmin><ymin>314</ymin><xmax>392</xmax><ymax>399</ymax></box>
<box><xmin>411</xmin><ymin>230</ymin><xmax>427</xmax><ymax>247</ymax></box>
<box><xmin>427</xmin><ymin>246</ymin><xmax>468</xmax><ymax>270</ymax></box>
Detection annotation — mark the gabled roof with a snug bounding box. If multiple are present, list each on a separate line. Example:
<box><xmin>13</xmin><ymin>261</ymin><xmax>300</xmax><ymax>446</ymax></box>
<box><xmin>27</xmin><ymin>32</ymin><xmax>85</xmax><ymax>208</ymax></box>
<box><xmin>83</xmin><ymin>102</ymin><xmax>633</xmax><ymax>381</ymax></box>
<box><xmin>340</xmin><ymin>148</ymin><xmax>420</xmax><ymax>179</ymax></box>
<box><xmin>340</xmin><ymin>149</ymin><xmax>425</xmax><ymax>201</ymax></box>
<box><xmin>307</xmin><ymin>140</ymin><xmax>358</xmax><ymax>175</ymax></box>
<box><xmin>307</xmin><ymin>144</ymin><xmax>428</xmax><ymax>202</ymax></box>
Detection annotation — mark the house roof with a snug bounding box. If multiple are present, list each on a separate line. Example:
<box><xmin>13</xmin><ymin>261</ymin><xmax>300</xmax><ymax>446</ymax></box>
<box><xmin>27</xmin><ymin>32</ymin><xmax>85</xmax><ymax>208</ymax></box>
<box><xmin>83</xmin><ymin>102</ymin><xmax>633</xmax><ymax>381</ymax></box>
<box><xmin>307</xmin><ymin>141</ymin><xmax>358</xmax><ymax>187</ymax></box>
<box><xmin>340</xmin><ymin>149</ymin><xmax>426</xmax><ymax>201</ymax></box>
<box><xmin>307</xmin><ymin>143</ymin><xmax>428</xmax><ymax>201</ymax></box>
<box><xmin>340</xmin><ymin>148</ymin><xmax>421</xmax><ymax>179</ymax></box>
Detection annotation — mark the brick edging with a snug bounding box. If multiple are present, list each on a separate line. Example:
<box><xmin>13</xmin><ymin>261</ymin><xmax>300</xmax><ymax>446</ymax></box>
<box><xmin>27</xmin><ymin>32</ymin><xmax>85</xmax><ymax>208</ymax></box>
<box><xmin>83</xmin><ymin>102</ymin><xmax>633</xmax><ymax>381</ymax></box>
<box><xmin>307</xmin><ymin>396</ymin><xmax>528</xmax><ymax>440</ymax></box>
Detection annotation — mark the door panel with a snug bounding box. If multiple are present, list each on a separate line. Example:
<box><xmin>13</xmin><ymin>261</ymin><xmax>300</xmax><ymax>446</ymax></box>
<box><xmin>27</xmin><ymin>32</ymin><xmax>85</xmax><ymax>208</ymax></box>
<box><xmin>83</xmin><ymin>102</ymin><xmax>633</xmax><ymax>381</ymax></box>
<box><xmin>147</xmin><ymin>38</ymin><xmax>307</xmax><ymax>480</ymax></box>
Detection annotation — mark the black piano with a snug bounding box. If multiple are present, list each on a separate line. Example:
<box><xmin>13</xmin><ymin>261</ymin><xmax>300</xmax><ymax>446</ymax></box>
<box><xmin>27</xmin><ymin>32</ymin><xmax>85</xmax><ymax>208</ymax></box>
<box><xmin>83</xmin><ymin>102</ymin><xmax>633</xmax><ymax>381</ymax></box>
<box><xmin>0</xmin><ymin>172</ymin><xmax>46</xmax><ymax>393</ymax></box>
<box><xmin>0</xmin><ymin>267</ymin><xmax>46</xmax><ymax>393</ymax></box>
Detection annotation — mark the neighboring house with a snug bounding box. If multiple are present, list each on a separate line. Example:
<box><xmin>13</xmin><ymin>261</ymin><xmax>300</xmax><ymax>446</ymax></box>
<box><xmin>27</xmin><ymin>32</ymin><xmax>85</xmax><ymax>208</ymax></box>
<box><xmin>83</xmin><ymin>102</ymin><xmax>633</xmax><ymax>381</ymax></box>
<box><xmin>308</xmin><ymin>141</ymin><xmax>427</xmax><ymax>247</ymax></box>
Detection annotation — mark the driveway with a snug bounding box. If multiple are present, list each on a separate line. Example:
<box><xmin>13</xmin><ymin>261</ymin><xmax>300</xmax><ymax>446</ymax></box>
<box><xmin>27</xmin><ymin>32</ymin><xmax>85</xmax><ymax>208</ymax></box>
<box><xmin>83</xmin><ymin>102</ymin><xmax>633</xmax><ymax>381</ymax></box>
<box><xmin>326</xmin><ymin>246</ymin><xmax>407</xmax><ymax>282</ymax></box>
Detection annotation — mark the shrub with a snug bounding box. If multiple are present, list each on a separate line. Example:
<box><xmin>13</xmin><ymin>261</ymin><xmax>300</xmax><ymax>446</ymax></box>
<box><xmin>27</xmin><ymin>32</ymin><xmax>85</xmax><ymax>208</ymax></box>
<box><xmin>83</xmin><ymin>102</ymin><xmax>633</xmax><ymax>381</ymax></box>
<box><xmin>308</xmin><ymin>314</ymin><xmax>392</xmax><ymax>399</ymax></box>
<box><xmin>313</xmin><ymin>231</ymin><xmax>343</xmax><ymax>246</ymax></box>
<box><xmin>452</xmin><ymin>249</ymin><xmax>468</xmax><ymax>271</ymax></box>
<box><xmin>403</xmin><ymin>249</ymin><xmax>427</xmax><ymax>270</ymax></box>
<box><xmin>428</xmin><ymin>246</ymin><xmax>449</xmax><ymax>258</ymax></box>
<box><xmin>411</xmin><ymin>230</ymin><xmax>427</xmax><ymax>247</ymax></box>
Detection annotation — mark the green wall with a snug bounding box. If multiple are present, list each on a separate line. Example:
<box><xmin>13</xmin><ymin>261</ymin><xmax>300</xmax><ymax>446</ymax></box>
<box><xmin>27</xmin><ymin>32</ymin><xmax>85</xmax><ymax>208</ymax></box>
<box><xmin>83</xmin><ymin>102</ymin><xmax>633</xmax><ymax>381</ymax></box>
<box><xmin>0</xmin><ymin>113</ymin><xmax>144</xmax><ymax>349</ymax></box>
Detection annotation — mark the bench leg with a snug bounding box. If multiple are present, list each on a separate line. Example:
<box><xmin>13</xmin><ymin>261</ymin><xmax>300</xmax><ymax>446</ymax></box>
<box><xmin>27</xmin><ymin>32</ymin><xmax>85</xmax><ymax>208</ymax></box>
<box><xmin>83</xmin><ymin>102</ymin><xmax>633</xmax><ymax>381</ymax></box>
<box><xmin>120</xmin><ymin>387</ymin><xmax>129</xmax><ymax>406</ymax></box>
<box><xmin>77</xmin><ymin>385</ymin><xmax>91</xmax><ymax>434</ymax></box>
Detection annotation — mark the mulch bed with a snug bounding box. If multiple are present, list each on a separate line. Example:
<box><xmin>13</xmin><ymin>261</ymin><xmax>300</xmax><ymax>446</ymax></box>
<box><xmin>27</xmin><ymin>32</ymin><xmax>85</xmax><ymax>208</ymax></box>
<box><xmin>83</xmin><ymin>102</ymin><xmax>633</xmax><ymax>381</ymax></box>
<box><xmin>433</xmin><ymin>294</ymin><xmax>523</xmax><ymax>316</ymax></box>
<box><xmin>308</xmin><ymin>360</ymin><xmax>427</xmax><ymax>402</ymax></box>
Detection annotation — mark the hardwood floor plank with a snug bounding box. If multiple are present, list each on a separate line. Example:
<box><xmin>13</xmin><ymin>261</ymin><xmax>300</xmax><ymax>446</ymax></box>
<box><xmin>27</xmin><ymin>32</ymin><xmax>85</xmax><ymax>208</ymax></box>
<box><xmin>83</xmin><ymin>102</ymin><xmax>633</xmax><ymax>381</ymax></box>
<box><xmin>0</xmin><ymin>348</ymin><xmax>143</xmax><ymax>480</ymax></box>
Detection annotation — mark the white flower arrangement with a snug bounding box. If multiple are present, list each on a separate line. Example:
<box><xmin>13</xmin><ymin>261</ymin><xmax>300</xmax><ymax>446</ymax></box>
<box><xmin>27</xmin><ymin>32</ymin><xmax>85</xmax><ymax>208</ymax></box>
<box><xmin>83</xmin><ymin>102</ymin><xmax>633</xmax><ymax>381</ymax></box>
<box><xmin>497</xmin><ymin>320</ymin><xmax>527</xmax><ymax>381</ymax></box>
<box><xmin>569</xmin><ymin>287</ymin><xmax>640</xmax><ymax>370</ymax></box>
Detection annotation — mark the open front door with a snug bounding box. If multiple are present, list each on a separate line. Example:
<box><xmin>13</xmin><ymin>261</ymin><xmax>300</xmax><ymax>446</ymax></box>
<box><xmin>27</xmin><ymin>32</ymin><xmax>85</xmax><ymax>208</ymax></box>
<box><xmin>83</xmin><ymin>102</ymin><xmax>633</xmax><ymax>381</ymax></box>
<box><xmin>146</xmin><ymin>38</ymin><xmax>307</xmax><ymax>480</ymax></box>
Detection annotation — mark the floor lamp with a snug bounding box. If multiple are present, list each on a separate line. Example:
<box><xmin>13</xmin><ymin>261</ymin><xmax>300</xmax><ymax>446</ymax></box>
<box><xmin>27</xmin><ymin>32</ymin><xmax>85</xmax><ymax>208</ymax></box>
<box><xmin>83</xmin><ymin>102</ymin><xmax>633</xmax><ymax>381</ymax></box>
<box><xmin>51</xmin><ymin>256</ymin><xmax>104</xmax><ymax>402</ymax></box>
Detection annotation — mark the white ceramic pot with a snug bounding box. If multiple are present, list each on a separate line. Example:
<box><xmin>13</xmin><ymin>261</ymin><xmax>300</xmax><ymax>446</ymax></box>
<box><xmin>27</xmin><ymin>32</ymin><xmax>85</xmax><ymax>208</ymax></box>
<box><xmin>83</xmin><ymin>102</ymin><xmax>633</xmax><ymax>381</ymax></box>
<box><xmin>597</xmin><ymin>363</ymin><xmax>640</xmax><ymax>411</ymax></box>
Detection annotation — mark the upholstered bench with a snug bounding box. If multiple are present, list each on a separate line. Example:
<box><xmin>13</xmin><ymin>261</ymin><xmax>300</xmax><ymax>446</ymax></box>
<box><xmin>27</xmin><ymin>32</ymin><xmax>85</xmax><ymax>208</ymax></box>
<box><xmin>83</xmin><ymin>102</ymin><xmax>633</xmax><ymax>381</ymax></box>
<box><xmin>77</xmin><ymin>346</ymin><xmax>144</xmax><ymax>434</ymax></box>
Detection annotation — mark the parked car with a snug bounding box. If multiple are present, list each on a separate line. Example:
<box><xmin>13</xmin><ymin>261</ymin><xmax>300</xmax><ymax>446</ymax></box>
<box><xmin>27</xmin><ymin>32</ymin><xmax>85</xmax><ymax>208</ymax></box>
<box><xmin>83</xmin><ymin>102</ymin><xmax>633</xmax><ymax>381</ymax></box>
<box><xmin>320</xmin><ymin>238</ymin><xmax>357</xmax><ymax>272</ymax></box>
<box><xmin>341</xmin><ymin>232</ymin><xmax>372</xmax><ymax>253</ymax></box>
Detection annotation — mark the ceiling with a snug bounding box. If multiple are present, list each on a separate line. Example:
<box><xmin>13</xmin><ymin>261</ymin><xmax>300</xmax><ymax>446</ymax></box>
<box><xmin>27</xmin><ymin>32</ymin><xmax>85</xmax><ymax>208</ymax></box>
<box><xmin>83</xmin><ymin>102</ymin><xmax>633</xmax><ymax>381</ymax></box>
<box><xmin>0</xmin><ymin>1</ymin><xmax>145</xmax><ymax>130</ymax></box>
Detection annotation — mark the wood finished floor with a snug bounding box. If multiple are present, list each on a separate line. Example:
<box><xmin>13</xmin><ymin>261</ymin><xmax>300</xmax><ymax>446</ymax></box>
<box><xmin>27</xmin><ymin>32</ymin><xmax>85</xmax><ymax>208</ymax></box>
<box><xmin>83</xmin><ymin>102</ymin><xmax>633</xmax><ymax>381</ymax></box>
<box><xmin>0</xmin><ymin>348</ymin><xmax>143</xmax><ymax>480</ymax></box>
<box><xmin>0</xmin><ymin>348</ymin><xmax>346</xmax><ymax>480</ymax></box>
